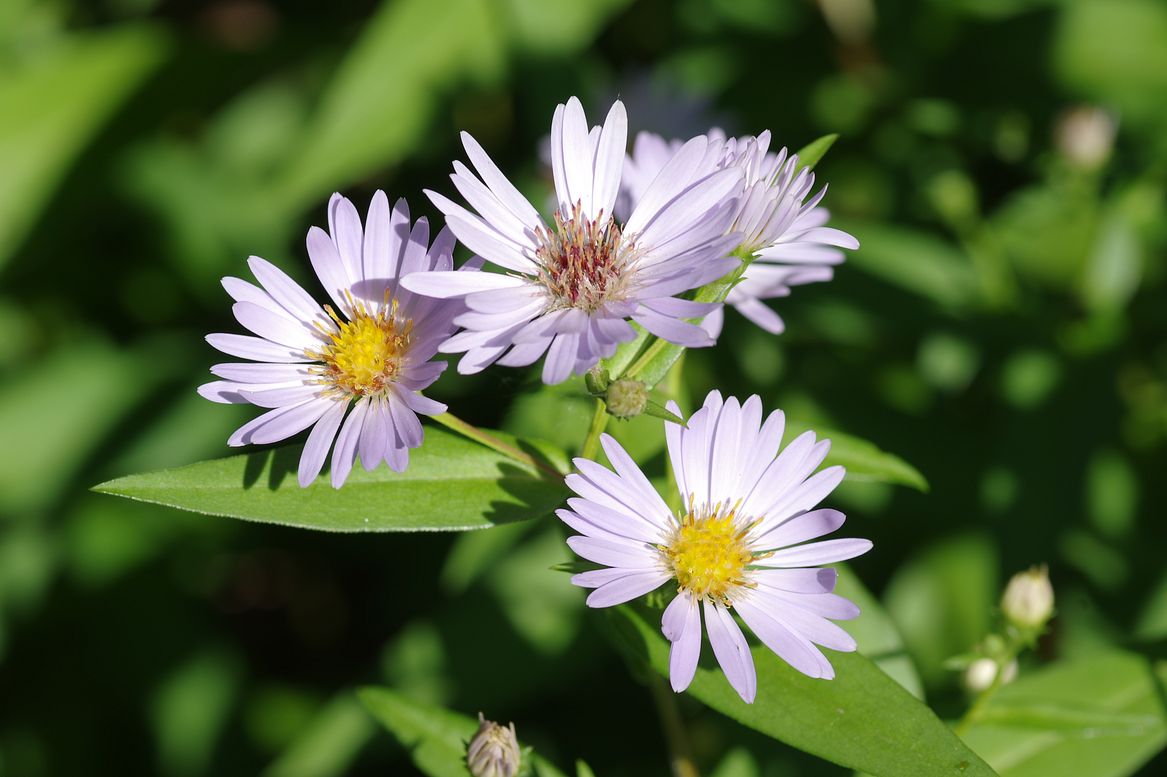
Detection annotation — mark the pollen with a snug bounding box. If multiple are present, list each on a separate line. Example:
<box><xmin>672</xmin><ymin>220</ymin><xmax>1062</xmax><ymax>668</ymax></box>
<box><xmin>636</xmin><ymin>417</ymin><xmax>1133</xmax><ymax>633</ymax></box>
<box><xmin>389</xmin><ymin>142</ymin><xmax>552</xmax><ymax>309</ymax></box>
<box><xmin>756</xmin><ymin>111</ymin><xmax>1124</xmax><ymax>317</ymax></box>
<box><xmin>662</xmin><ymin>502</ymin><xmax>755</xmax><ymax>604</ymax></box>
<box><xmin>308</xmin><ymin>298</ymin><xmax>412</xmax><ymax>398</ymax></box>
<box><xmin>535</xmin><ymin>202</ymin><xmax>633</xmax><ymax>312</ymax></box>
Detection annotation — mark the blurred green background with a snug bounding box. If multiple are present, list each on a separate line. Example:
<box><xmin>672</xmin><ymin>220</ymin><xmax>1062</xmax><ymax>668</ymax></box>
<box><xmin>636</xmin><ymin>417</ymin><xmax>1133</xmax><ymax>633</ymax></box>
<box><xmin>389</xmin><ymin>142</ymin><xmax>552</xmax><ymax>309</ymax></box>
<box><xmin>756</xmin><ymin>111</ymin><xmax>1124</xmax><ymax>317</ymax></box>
<box><xmin>2</xmin><ymin>0</ymin><xmax>1166</xmax><ymax>774</ymax></box>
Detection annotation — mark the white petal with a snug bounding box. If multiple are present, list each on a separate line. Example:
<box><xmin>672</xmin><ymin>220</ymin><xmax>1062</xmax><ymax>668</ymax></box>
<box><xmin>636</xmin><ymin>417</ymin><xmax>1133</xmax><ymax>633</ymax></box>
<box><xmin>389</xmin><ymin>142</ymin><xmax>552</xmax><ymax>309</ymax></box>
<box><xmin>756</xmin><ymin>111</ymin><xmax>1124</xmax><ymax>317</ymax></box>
<box><xmin>205</xmin><ymin>333</ymin><xmax>308</xmax><ymax>363</ymax></box>
<box><xmin>400</xmin><ymin>270</ymin><xmax>527</xmax><ymax>298</ymax></box>
<box><xmin>298</xmin><ymin>400</ymin><xmax>347</xmax><ymax>487</ymax></box>
<box><xmin>461</xmin><ymin>131</ymin><xmax>542</xmax><ymax>229</ymax></box>
<box><xmin>232</xmin><ymin>302</ymin><xmax>318</xmax><ymax>350</ymax></box>
<box><xmin>591</xmin><ymin>100</ymin><xmax>627</xmax><ymax>221</ymax></box>
<box><xmin>330</xmin><ymin>398</ymin><xmax>368</xmax><ymax>488</ymax></box>
<box><xmin>247</xmin><ymin>256</ymin><xmax>326</xmax><ymax>325</ymax></box>
<box><xmin>755</xmin><ymin>537</ymin><xmax>874</xmax><ymax>567</ymax></box>
<box><xmin>558</xmin><ymin>96</ymin><xmax>594</xmax><ymax>215</ymax></box>
<box><xmin>704</xmin><ymin>601</ymin><xmax>757</xmax><ymax>703</ymax></box>
<box><xmin>328</xmin><ymin>193</ymin><xmax>364</xmax><ymax>284</ymax></box>
<box><xmin>663</xmin><ymin>593</ymin><xmax>702</xmax><ymax>693</ymax></box>
<box><xmin>585</xmin><ymin>570</ymin><xmax>669</xmax><ymax>607</ymax></box>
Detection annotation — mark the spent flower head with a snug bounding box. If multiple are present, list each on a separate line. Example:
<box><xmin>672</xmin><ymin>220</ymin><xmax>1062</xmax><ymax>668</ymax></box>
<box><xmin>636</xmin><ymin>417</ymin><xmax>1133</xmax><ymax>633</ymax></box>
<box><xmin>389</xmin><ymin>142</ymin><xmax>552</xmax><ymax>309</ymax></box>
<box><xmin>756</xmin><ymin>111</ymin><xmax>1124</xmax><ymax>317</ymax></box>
<box><xmin>558</xmin><ymin>390</ymin><xmax>872</xmax><ymax>703</ymax></box>
<box><xmin>467</xmin><ymin>713</ymin><xmax>521</xmax><ymax>777</ymax></box>
<box><xmin>400</xmin><ymin>96</ymin><xmax>744</xmax><ymax>384</ymax></box>
<box><xmin>199</xmin><ymin>192</ymin><xmax>475</xmax><ymax>487</ymax></box>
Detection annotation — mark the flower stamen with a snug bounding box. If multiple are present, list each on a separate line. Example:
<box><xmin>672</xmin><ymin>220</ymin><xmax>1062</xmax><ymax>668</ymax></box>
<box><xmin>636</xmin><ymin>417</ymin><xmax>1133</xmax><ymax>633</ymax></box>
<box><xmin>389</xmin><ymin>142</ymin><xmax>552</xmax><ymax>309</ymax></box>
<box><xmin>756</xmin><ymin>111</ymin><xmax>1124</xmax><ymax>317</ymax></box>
<box><xmin>662</xmin><ymin>501</ymin><xmax>755</xmax><ymax>605</ymax></box>
<box><xmin>534</xmin><ymin>202</ymin><xmax>632</xmax><ymax>312</ymax></box>
<box><xmin>307</xmin><ymin>299</ymin><xmax>412</xmax><ymax>398</ymax></box>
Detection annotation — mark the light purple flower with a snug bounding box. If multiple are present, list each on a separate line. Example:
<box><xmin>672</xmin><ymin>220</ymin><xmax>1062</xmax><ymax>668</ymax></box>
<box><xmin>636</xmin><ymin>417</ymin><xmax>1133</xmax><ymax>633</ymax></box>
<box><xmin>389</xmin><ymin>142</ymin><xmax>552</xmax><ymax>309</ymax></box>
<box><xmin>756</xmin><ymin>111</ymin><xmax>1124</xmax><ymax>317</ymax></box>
<box><xmin>199</xmin><ymin>192</ymin><xmax>473</xmax><ymax>488</ymax></box>
<box><xmin>558</xmin><ymin>390</ymin><xmax>872</xmax><ymax>703</ymax></box>
<box><xmin>623</xmin><ymin>130</ymin><xmax>859</xmax><ymax>337</ymax></box>
<box><xmin>399</xmin><ymin>96</ymin><xmax>745</xmax><ymax>385</ymax></box>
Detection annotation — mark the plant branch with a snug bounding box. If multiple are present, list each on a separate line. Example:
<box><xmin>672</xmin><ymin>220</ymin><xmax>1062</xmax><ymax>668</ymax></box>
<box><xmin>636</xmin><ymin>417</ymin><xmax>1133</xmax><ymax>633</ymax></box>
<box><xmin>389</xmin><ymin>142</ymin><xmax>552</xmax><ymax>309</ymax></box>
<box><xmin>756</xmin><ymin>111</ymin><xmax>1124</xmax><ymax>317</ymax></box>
<box><xmin>430</xmin><ymin>412</ymin><xmax>563</xmax><ymax>480</ymax></box>
<box><xmin>580</xmin><ymin>399</ymin><xmax>608</xmax><ymax>460</ymax></box>
<box><xmin>649</xmin><ymin>676</ymin><xmax>701</xmax><ymax>777</ymax></box>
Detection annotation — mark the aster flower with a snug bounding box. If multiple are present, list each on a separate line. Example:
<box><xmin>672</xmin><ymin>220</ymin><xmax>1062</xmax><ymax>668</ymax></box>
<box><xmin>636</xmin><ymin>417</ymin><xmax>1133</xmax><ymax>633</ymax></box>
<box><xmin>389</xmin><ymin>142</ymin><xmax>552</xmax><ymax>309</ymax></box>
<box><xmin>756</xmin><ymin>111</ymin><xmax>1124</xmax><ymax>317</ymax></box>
<box><xmin>399</xmin><ymin>96</ymin><xmax>745</xmax><ymax>384</ymax></box>
<box><xmin>622</xmin><ymin>129</ymin><xmax>859</xmax><ymax>337</ymax></box>
<box><xmin>558</xmin><ymin>390</ymin><xmax>872</xmax><ymax>703</ymax></box>
<box><xmin>199</xmin><ymin>192</ymin><xmax>474</xmax><ymax>488</ymax></box>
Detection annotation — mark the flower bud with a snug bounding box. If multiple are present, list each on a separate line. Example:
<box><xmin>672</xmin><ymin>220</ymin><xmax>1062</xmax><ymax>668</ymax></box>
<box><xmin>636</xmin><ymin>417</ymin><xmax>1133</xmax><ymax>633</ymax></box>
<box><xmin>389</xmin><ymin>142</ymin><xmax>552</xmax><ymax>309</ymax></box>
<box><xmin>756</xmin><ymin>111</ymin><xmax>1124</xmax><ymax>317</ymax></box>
<box><xmin>963</xmin><ymin>657</ymin><xmax>1017</xmax><ymax>693</ymax></box>
<box><xmin>1055</xmin><ymin>105</ymin><xmax>1116</xmax><ymax>170</ymax></box>
<box><xmin>467</xmin><ymin>713</ymin><xmax>520</xmax><ymax>777</ymax></box>
<box><xmin>605</xmin><ymin>379</ymin><xmax>648</xmax><ymax>419</ymax></box>
<box><xmin>1001</xmin><ymin>564</ymin><xmax>1054</xmax><ymax>630</ymax></box>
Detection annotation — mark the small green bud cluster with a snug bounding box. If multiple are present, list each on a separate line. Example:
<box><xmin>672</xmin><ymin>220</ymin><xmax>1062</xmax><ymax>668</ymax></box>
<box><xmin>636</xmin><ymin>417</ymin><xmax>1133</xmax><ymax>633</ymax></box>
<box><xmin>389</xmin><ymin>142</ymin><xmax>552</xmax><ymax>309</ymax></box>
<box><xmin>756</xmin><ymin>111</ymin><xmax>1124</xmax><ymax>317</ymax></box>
<box><xmin>585</xmin><ymin>365</ymin><xmax>686</xmax><ymax>424</ymax></box>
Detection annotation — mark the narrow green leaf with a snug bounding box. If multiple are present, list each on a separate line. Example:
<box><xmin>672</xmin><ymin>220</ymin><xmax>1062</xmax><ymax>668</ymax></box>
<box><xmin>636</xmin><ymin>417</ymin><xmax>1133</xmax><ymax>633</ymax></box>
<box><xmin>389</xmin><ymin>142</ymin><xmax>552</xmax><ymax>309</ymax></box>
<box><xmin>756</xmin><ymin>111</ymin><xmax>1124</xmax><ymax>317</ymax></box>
<box><xmin>0</xmin><ymin>25</ymin><xmax>168</xmax><ymax>270</ymax></box>
<box><xmin>608</xmin><ymin>606</ymin><xmax>996</xmax><ymax>777</ymax></box>
<box><xmin>93</xmin><ymin>427</ymin><xmax>568</xmax><ymax>532</ymax></box>
<box><xmin>262</xmin><ymin>693</ymin><xmax>375</xmax><ymax>777</ymax></box>
<box><xmin>835</xmin><ymin>566</ymin><xmax>925</xmax><ymax>698</ymax></box>
<box><xmin>788</xmin><ymin>422</ymin><xmax>929</xmax><ymax>491</ymax></box>
<box><xmin>884</xmin><ymin>534</ymin><xmax>998</xmax><ymax>688</ymax></box>
<box><xmin>795</xmin><ymin>133</ymin><xmax>839</xmax><ymax>170</ymax></box>
<box><xmin>961</xmin><ymin>650</ymin><xmax>1167</xmax><ymax>777</ymax></box>
<box><xmin>358</xmin><ymin>686</ymin><xmax>570</xmax><ymax>777</ymax></box>
<box><xmin>839</xmin><ymin>222</ymin><xmax>980</xmax><ymax>311</ymax></box>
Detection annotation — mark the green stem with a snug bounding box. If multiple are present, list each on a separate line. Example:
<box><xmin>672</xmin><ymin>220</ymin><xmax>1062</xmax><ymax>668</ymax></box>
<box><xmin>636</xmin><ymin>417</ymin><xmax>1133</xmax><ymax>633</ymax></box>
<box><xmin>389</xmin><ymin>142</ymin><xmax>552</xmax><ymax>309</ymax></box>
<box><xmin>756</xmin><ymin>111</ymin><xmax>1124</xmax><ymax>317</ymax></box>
<box><xmin>953</xmin><ymin>647</ymin><xmax>1020</xmax><ymax>736</ymax></box>
<box><xmin>430</xmin><ymin>413</ymin><xmax>562</xmax><ymax>480</ymax></box>
<box><xmin>580</xmin><ymin>399</ymin><xmax>608</xmax><ymax>460</ymax></box>
<box><xmin>649</xmin><ymin>676</ymin><xmax>700</xmax><ymax>777</ymax></box>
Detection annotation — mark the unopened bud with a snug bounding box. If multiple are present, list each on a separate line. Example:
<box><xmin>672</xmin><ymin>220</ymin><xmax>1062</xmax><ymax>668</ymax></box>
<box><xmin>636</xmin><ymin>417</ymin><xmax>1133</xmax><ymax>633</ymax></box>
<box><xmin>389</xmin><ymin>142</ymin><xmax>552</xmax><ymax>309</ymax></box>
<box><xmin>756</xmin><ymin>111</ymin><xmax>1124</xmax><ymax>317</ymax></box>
<box><xmin>963</xmin><ymin>657</ymin><xmax>1017</xmax><ymax>693</ymax></box>
<box><xmin>1001</xmin><ymin>564</ymin><xmax>1054</xmax><ymax>630</ymax></box>
<box><xmin>1055</xmin><ymin>106</ymin><xmax>1116</xmax><ymax>170</ymax></box>
<box><xmin>467</xmin><ymin>713</ymin><xmax>520</xmax><ymax>777</ymax></box>
<box><xmin>605</xmin><ymin>379</ymin><xmax>648</xmax><ymax>419</ymax></box>
<box><xmin>584</xmin><ymin>365</ymin><xmax>609</xmax><ymax>396</ymax></box>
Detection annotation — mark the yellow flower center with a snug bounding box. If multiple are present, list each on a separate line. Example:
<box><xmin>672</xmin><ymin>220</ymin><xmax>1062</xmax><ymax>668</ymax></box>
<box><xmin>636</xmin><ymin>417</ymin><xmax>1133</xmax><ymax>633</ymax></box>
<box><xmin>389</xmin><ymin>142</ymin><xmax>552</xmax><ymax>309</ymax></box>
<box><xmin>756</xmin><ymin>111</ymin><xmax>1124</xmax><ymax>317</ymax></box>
<box><xmin>309</xmin><ymin>300</ymin><xmax>412</xmax><ymax>398</ymax></box>
<box><xmin>662</xmin><ymin>503</ymin><xmax>755</xmax><ymax>604</ymax></box>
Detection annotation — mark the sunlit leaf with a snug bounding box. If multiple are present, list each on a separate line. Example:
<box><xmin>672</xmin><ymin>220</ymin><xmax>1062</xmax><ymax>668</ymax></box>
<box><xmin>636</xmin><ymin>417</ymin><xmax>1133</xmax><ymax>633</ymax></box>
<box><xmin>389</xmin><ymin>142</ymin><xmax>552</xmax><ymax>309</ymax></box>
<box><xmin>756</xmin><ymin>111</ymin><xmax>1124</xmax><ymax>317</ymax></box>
<box><xmin>0</xmin><ymin>337</ymin><xmax>183</xmax><ymax>513</ymax></box>
<box><xmin>795</xmin><ymin>133</ymin><xmax>838</xmax><ymax>170</ymax></box>
<box><xmin>792</xmin><ymin>422</ymin><xmax>929</xmax><ymax>492</ymax></box>
<box><xmin>884</xmin><ymin>534</ymin><xmax>999</xmax><ymax>688</ymax></box>
<box><xmin>840</xmin><ymin>222</ymin><xmax>980</xmax><ymax>311</ymax></box>
<box><xmin>94</xmin><ymin>427</ymin><xmax>568</xmax><ymax>532</ymax></box>
<box><xmin>0</xmin><ymin>25</ymin><xmax>168</xmax><ymax>270</ymax></box>
<box><xmin>835</xmin><ymin>566</ymin><xmax>925</xmax><ymax>699</ymax></box>
<box><xmin>607</xmin><ymin>606</ymin><xmax>996</xmax><ymax>777</ymax></box>
<box><xmin>962</xmin><ymin>650</ymin><xmax>1167</xmax><ymax>777</ymax></box>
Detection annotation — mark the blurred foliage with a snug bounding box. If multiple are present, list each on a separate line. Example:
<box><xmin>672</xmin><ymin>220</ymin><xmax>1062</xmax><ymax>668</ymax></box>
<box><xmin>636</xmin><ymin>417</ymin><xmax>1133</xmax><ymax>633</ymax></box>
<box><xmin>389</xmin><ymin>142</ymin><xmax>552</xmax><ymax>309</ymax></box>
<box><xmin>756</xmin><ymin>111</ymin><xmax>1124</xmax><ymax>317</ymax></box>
<box><xmin>1</xmin><ymin>0</ymin><xmax>1166</xmax><ymax>774</ymax></box>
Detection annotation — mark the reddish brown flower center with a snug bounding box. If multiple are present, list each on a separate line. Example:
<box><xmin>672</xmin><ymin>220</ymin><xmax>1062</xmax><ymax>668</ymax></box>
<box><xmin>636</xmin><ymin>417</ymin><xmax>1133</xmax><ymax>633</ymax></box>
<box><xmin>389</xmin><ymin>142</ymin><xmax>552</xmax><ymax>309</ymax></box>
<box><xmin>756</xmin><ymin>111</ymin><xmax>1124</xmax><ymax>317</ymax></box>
<box><xmin>534</xmin><ymin>203</ymin><xmax>631</xmax><ymax>312</ymax></box>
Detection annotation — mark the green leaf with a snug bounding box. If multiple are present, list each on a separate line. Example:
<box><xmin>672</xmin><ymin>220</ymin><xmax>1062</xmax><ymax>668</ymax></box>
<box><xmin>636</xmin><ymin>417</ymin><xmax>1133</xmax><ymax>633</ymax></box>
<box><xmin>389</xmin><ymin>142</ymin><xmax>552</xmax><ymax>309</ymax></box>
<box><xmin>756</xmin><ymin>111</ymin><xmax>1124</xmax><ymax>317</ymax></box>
<box><xmin>0</xmin><ymin>26</ymin><xmax>168</xmax><ymax>270</ymax></box>
<box><xmin>277</xmin><ymin>0</ymin><xmax>505</xmax><ymax>208</ymax></box>
<box><xmin>839</xmin><ymin>222</ymin><xmax>981</xmax><ymax>311</ymax></box>
<box><xmin>0</xmin><ymin>337</ymin><xmax>184</xmax><ymax>513</ymax></box>
<box><xmin>358</xmin><ymin>686</ymin><xmax>570</xmax><ymax>777</ymax></box>
<box><xmin>262</xmin><ymin>693</ymin><xmax>376</xmax><ymax>777</ymax></box>
<box><xmin>94</xmin><ymin>427</ymin><xmax>568</xmax><ymax>532</ymax></box>
<box><xmin>789</xmin><ymin>422</ymin><xmax>929</xmax><ymax>492</ymax></box>
<box><xmin>607</xmin><ymin>606</ymin><xmax>997</xmax><ymax>777</ymax></box>
<box><xmin>961</xmin><ymin>650</ymin><xmax>1167</xmax><ymax>777</ymax></box>
<box><xmin>884</xmin><ymin>534</ymin><xmax>999</xmax><ymax>688</ymax></box>
<box><xmin>795</xmin><ymin>133</ymin><xmax>839</xmax><ymax>170</ymax></box>
<box><xmin>835</xmin><ymin>566</ymin><xmax>925</xmax><ymax>698</ymax></box>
